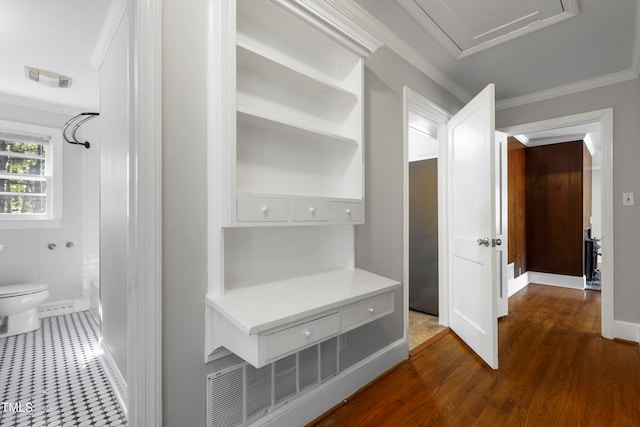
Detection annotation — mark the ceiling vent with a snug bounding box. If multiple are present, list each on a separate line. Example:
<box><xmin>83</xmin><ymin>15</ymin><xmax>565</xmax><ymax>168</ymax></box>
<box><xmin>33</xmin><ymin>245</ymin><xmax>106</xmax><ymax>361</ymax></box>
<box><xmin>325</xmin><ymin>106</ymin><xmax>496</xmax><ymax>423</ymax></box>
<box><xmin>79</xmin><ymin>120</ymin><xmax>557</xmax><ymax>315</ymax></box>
<box><xmin>24</xmin><ymin>66</ymin><xmax>72</xmax><ymax>88</ymax></box>
<box><xmin>398</xmin><ymin>0</ymin><xmax>579</xmax><ymax>58</ymax></box>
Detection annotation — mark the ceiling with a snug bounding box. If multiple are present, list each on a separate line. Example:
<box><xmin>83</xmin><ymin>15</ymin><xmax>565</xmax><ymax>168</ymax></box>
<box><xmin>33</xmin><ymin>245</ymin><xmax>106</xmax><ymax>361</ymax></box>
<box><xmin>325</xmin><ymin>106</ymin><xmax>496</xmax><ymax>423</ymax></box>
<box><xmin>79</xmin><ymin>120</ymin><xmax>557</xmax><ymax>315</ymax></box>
<box><xmin>350</xmin><ymin>0</ymin><xmax>639</xmax><ymax>107</ymax></box>
<box><xmin>0</xmin><ymin>0</ymin><xmax>111</xmax><ymax>111</ymax></box>
<box><xmin>1</xmin><ymin>0</ymin><xmax>637</xmax><ymax>117</ymax></box>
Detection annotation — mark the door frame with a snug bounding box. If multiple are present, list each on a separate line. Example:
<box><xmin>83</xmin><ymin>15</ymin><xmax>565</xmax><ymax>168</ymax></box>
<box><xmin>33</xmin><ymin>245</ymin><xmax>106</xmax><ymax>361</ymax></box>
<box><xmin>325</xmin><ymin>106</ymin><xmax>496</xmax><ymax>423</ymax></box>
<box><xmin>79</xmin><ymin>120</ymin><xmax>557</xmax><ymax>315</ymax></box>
<box><xmin>402</xmin><ymin>86</ymin><xmax>452</xmax><ymax>342</ymax></box>
<box><xmin>499</xmin><ymin>108</ymin><xmax>615</xmax><ymax>340</ymax></box>
<box><xmin>128</xmin><ymin>0</ymin><xmax>162</xmax><ymax>425</ymax></box>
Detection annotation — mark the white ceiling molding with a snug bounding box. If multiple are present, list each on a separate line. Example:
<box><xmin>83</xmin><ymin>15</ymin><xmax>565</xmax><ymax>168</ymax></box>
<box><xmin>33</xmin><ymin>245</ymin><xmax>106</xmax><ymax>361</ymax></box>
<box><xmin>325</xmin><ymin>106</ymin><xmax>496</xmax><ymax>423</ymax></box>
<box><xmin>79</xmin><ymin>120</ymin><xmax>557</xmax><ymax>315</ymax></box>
<box><xmin>397</xmin><ymin>0</ymin><xmax>579</xmax><ymax>59</ymax></box>
<box><xmin>89</xmin><ymin>0</ymin><xmax>128</xmax><ymax>71</ymax></box>
<box><xmin>324</xmin><ymin>0</ymin><xmax>472</xmax><ymax>102</ymax></box>
<box><xmin>496</xmin><ymin>68</ymin><xmax>639</xmax><ymax>110</ymax></box>
<box><xmin>497</xmin><ymin>0</ymin><xmax>640</xmax><ymax>110</ymax></box>
<box><xmin>277</xmin><ymin>0</ymin><xmax>383</xmax><ymax>57</ymax></box>
<box><xmin>523</xmin><ymin>133</ymin><xmax>586</xmax><ymax>148</ymax></box>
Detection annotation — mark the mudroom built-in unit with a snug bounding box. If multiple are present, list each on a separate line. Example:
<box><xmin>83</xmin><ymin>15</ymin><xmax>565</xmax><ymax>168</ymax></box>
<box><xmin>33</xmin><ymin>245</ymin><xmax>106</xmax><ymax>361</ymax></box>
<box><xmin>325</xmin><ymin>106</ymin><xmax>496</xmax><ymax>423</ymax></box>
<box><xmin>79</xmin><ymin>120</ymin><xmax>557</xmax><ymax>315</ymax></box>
<box><xmin>206</xmin><ymin>1</ymin><xmax>399</xmax><ymax>413</ymax></box>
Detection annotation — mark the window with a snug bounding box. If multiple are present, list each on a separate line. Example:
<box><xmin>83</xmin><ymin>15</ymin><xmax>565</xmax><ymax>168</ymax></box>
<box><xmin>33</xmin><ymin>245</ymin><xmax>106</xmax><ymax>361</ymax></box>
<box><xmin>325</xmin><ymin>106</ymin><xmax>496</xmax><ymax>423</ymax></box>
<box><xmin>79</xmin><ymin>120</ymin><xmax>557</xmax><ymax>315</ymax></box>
<box><xmin>0</xmin><ymin>121</ymin><xmax>62</xmax><ymax>228</ymax></box>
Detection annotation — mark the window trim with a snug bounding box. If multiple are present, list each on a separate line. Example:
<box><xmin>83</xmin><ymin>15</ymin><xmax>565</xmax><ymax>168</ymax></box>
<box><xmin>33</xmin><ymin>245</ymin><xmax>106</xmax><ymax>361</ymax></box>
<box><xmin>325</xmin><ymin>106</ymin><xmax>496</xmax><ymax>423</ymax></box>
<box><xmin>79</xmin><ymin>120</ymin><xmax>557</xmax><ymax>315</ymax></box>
<box><xmin>0</xmin><ymin>120</ymin><xmax>63</xmax><ymax>229</ymax></box>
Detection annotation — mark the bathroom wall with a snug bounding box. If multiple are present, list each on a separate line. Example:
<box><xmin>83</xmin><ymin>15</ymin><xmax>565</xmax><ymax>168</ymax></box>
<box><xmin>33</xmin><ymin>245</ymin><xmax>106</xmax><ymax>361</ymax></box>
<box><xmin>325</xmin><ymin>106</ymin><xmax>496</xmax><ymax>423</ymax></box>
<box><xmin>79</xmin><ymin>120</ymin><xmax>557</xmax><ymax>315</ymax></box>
<box><xmin>98</xmin><ymin>5</ymin><xmax>129</xmax><ymax>380</ymax></box>
<box><xmin>0</xmin><ymin>102</ymin><xmax>86</xmax><ymax>307</ymax></box>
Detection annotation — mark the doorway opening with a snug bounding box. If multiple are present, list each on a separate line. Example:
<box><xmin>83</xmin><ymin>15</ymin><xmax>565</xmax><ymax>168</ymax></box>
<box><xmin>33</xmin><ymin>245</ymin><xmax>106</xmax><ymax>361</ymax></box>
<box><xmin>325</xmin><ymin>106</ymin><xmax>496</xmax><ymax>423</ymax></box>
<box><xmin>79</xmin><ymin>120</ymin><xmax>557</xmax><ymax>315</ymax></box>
<box><xmin>500</xmin><ymin>108</ymin><xmax>614</xmax><ymax>339</ymax></box>
<box><xmin>402</xmin><ymin>87</ymin><xmax>450</xmax><ymax>351</ymax></box>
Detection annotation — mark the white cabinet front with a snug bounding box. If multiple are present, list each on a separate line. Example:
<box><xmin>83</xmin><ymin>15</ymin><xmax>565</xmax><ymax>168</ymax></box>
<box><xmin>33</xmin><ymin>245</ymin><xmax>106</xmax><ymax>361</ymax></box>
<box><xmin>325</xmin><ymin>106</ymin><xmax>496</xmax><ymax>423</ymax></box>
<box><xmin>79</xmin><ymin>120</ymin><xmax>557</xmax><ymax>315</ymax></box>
<box><xmin>291</xmin><ymin>199</ymin><xmax>330</xmax><ymax>222</ymax></box>
<box><xmin>237</xmin><ymin>195</ymin><xmax>288</xmax><ymax>222</ymax></box>
<box><xmin>263</xmin><ymin>312</ymin><xmax>340</xmax><ymax>362</ymax></box>
<box><xmin>330</xmin><ymin>201</ymin><xmax>363</xmax><ymax>222</ymax></box>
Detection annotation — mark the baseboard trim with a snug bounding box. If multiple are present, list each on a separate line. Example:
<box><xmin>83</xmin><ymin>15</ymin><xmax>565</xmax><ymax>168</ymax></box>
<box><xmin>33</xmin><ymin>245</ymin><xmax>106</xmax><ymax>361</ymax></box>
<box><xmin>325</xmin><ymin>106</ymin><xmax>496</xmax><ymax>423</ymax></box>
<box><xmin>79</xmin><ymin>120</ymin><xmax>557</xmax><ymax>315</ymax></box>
<box><xmin>256</xmin><ymin>339</ymin><xmax>408</xmax><ymax>427</ymax></box>
<box><xmin>38</xmin><ymin>299</ymin><xmax>91</xmax><ymax>318</ymax></box>
<box><xmin>612</xmin><ymin>320</ymin><xmax>640</xmax><ymax>343</ymax></box>
<box><xmin>528</xmin><ymin>271</ymin><xmax>585</xmax><ymax>290</ymax></box>
<box><xmin>98</xmin><ymin>342</ymin><xmax>129</xmax><ymax>420</ymax></box>
<box><xmin>508</xmin><ymin>272</ymin><xmax>530</xmax><ymax>297</ymax></box>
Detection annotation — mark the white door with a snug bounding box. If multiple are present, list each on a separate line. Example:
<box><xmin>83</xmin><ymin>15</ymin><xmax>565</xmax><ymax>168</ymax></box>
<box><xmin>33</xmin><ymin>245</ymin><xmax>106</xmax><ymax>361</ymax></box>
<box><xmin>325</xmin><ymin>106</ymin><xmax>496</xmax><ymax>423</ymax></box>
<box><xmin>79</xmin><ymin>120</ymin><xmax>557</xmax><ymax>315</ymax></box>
<box><xmin>495</xmin><ymin>131</ymin><xmax>508</xmax><ymax>318</ymax></box>
<box><xmin>447</xmin><ymin>84</ymin><xmax>498</xmax><ymax>369</ymax></box>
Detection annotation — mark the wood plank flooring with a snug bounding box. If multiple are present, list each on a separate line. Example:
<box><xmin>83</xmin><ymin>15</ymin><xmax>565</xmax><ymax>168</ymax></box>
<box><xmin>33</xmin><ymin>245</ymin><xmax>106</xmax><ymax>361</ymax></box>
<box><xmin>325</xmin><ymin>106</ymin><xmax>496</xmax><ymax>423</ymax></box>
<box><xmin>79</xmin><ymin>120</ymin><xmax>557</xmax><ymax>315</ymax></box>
<box><xmin>309</xmin><ymin>284</ymin><xmax>640</xmax><ymax>426</ymax></box>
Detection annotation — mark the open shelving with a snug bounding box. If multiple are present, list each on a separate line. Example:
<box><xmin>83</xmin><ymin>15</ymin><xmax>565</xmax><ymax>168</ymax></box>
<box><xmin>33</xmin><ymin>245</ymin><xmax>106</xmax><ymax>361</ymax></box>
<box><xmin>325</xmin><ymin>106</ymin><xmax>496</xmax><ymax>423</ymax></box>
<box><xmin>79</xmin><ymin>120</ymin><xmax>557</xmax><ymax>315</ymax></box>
<box><xmin>207</xmin><ymin>0</ymin><xmax>394</xmax><ymax>369</ymax></box>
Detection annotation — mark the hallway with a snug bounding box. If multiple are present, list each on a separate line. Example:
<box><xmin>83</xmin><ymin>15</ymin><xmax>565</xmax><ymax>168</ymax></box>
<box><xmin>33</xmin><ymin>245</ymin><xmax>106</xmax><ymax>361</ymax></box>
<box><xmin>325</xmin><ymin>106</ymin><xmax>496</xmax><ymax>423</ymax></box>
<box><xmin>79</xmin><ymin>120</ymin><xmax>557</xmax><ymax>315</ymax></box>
<box><xmin>310</xmin><ymin>284</ymin><xmax>640</xmax><ymax>426</ymax></box>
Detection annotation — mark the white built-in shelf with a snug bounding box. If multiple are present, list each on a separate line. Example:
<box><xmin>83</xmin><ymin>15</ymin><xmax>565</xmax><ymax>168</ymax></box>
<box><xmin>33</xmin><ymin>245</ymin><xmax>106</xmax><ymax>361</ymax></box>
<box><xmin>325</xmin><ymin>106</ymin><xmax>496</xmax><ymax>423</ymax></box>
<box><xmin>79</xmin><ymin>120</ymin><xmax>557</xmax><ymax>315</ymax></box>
<box><xmin>236</xmin><ymin>40</ymin><xmax>359</xmax><ymax>102</ymax></box>
<box><xmin>207</xmin><ymin>0</ymin><xmax>384</xmax><ymax>365</ymax></box>
<box><xmin>206</xmin><ymin>268</ymin><xmax>400</xmax><ymax>366</ymax></box>
<box><xmin>236</xmin><ymin>108</ymin><xmax>358</xmax><ymax>147</ymax></box>
<box><xmin>207</xmin><ymin>268</ymin><xmax>399</xmax><ymax>334</ymax></box>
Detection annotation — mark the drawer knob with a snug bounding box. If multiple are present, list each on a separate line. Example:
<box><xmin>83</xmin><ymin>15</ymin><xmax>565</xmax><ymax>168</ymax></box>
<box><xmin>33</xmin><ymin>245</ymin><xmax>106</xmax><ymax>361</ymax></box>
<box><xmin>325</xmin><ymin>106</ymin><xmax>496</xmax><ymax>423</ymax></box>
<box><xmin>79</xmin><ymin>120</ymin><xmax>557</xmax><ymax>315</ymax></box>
<box><xmin>304</xmin><ymin>330</ymin><xmax>312</xmax><ymax>338</ymax></box>
<box><xmin>368</xmin><ymin>307</ymin><xmax>375</xmax><ymax>314</ymax></box>
<box><xmin>309</xmin><ymin>207</ymin><xmax>315</xmax><ymax>214</ymax></box>
<box><xmin>261</xmin><ymin>206</ymin><xmax>269</xmax><ymax>214</ymax></box>
<box><xmin>345</xmin><ymin>209</ymin><xmax>351</xmax><ymax>215</ymax></box>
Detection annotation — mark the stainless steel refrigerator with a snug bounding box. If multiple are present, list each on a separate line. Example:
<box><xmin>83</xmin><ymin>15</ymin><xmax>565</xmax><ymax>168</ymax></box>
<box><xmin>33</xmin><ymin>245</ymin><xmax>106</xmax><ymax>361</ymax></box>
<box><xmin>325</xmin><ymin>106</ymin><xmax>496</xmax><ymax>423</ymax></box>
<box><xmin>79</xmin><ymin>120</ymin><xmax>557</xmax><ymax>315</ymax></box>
<box><xmin>409</xmin><ymin>159</ymin><xmax>439</xmax><ymax>315</ymax></box>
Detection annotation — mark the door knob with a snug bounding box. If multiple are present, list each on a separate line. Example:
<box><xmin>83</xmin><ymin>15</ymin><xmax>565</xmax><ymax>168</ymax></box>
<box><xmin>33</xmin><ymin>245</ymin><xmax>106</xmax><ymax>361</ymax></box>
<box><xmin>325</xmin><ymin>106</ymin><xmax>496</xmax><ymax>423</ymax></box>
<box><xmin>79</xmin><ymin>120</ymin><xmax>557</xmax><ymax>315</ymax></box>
<box><xmin>493</xmin><ymin>238</ymin><xmax>502</xmax><ymax>246</ymax></box>
<box><xmin>477</xmin><ymin>238</ymin><xmax>490</xmax><ymax>247</ymax></box>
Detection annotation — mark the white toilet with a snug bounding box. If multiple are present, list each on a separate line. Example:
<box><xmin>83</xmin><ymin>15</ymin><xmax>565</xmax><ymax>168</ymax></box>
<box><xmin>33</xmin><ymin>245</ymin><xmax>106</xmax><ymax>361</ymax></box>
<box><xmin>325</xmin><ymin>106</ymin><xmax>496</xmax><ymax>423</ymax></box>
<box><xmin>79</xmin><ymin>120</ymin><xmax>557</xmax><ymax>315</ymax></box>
<box><xmin>0</xmin><ymin>284</ymin><xmax>49</xmax><ymax>338</ymax></box>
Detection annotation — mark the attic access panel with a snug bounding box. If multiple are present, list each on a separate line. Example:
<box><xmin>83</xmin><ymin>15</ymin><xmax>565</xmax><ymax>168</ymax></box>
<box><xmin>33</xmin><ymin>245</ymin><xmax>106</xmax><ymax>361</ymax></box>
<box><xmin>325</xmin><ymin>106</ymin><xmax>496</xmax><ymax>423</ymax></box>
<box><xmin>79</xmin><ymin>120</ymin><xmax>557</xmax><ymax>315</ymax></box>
<box><xmin>398</xmin><ymin>0</ymin><xmax>579</xmax><ymax>58</ymax></box>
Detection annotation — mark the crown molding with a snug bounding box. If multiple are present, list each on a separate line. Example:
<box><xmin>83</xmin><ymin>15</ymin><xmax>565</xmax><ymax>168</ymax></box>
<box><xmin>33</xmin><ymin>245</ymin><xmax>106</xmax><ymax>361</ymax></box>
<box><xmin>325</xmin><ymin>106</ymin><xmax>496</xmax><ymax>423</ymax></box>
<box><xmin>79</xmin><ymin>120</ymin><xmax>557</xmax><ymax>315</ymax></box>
<box><xmin>324</xmin><ymin>0</ymin><xmax>472</xmax><ymax>103</ymax></box>
<box><xmin>397</xmin><ymin>0</ymin><xmax>579</xmax><ymax>59</ymax></box>
<box><xmin>497</xmin><ymin>0</ymin><xmax>640</xmax><ymax>110</ymax></box>
<box><xmin>90</xmin><ymin>0</ymin><xmax>128</xmax><ymax>71</ymax></box>
<box><xmin>275</xmin><ymin>0</ymin><xmax>382</xmax><ymax>57</ymax></box>
<box><xmin>496</xmin><ymin>68</ymin><xmax>639</xmax><ymax>110</ymax></box>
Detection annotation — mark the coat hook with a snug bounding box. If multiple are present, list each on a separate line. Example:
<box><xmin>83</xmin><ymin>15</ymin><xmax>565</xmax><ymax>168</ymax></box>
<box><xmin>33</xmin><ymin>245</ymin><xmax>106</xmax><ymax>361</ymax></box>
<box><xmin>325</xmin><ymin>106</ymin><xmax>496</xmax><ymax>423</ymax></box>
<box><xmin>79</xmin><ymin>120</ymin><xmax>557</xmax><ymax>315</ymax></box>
<box><xmin>62</xmin><ymin>112</ymin><xmax>99</xmax><ymax>149</ymax></box>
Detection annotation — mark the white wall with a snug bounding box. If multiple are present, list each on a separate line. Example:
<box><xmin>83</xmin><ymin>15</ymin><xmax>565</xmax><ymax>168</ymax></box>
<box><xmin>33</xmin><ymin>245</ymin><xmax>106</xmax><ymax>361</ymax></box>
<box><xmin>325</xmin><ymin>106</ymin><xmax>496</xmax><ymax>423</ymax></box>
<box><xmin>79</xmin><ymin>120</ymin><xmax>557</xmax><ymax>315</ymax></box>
<box><xmin>0</xmin><ymin>104</ymin><xmax>85</xmax><ymax>305</ymax></box>
<box><xmin>99</xmin><ymin>7</ymin><xmax>129</xmax><ymax>379</ymax></box>
<box><xmin>408</xmin><ymin>127</ymin><xmax>438</xmax><ymax>162</ymax></box>
<box><xmin>496</xmin><ymin>77</ymin><xmax>640</xmax><ymax>324</ymax></box>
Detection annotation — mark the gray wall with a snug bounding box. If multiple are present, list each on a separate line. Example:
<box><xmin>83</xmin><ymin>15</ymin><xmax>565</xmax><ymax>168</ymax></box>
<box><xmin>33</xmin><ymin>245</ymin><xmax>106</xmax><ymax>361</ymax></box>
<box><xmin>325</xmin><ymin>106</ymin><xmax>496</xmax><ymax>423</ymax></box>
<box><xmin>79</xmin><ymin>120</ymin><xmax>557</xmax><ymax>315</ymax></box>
<box><xmin>496</xmin><ymin>77</ymin><xmax>640</xmax><ymax>324</ymax></box>
<box><xmin>344</xmin><ymin>46</ymin><xmax>462</xmax><ymax>369</ymax></box>
<box><xmin>161</xmin><ymin>4</ymin><xmax>464</xmax><ymax>421</ymax></box>
<box><xmin>162</xmin><ymin>0</ymin><xmax>210</xmax><ymax>424</ymax></box>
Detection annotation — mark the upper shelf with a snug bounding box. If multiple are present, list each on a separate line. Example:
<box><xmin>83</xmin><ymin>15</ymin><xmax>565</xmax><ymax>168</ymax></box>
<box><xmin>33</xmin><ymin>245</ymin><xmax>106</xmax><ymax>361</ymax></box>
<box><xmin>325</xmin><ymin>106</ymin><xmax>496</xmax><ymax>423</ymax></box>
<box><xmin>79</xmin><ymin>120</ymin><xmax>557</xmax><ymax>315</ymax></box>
<box><xmin>237</xmin><ymin>107</ymin><xmax>359</xmax><ymax>146</ymax></box>
<box><xmin>237</xmin><ymin>39</ymin><xmax>359</xmax><ymax>102</ymax></box>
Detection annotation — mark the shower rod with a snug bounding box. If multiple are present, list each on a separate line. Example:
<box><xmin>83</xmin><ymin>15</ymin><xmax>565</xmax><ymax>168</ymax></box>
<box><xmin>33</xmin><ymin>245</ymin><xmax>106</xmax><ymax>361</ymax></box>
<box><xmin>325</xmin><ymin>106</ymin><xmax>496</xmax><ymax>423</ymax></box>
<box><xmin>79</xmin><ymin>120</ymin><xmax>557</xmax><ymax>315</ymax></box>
<box><xmin>62</xmin><ymin>112</ymin><xmax>99</xmax><ymax>149</ymax></box>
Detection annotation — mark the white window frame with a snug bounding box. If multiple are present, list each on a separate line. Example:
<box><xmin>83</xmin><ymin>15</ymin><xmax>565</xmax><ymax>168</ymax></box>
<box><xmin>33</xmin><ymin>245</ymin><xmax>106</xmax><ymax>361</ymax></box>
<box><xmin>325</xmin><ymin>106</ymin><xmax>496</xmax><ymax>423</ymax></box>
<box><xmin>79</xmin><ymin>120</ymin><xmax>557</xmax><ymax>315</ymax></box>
<box><xmin>0</xmin><ymin>120</ymin><xmax>63</xmax><ymax>229</ymax></box>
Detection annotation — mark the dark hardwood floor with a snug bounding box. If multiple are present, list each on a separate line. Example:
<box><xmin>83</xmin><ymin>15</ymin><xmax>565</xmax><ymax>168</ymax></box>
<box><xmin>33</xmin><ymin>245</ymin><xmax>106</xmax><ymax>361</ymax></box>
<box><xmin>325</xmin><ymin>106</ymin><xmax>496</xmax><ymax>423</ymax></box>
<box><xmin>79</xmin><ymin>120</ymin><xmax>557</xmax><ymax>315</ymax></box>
<box><xmin>309</xmin><ymin>284</ymin><xmax>640</xmax><ymax>426</ymax></box>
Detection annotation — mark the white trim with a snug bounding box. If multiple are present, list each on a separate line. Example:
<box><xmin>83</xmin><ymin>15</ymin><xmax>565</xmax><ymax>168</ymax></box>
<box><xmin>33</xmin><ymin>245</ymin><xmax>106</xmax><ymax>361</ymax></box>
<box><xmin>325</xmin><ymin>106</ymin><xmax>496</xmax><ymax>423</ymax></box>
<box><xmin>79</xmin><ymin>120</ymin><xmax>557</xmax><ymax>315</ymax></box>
<box><xmin>499</xmin><ymin>108</ymin><xmax>615</xmax><ymax>340</ymax></box>
<box><xmin>324</xmin><ymin>0</ymin><xmax>471</xmax><ymax>103</ymax></box>
<box><xmin>90</xmin><ymin>0</ymin><xmax>129</xmax><ymax>71</ymax></box>
<box><xmin>273</xmin><ymin>0</ymin><xmax>383</xmax><ymax>57</ymax></box>
<box><xmin>612</xmin><ymin>321</ymin><xmax>640</xmax><ymax>343</ymax></box>
<box><xmin>496</xmin><ymin>69</ymin><xmax>639</xmax><ymax>110</ymax></box>
<box><xmin>402</xmin><ymin>86</ymin><xmax>452</xmax><ymax>342</ymax></box>
<box><xmin>38</xmin><ymin>299</ymin><xmax>91</xmax><ymax>318</ymax></box>
<box><xmin>127</xmin><ymin>0</ymin><xmax>163</xmax><ymax>425</ymax></box>
<box><xmin>527</xmin><ymin>271</ymin><xmax>585</xmax><ymax>290</ymax></box>
<box><xmin>522</xmin><ymin>133</ymin><xmax>587</xmax><ymax>148</ymax></box>
<box><xmin>508</xmin><ymin>271</ymin><xmax>529</xmax><ymax>297</ymax></box>
<box><xmin>254</xmin><ymin>339</ymin><xmax>407</xmax><ymax>426</ymax></box>
<box><xmin>396</xmin><ymin>0</ymin><xmax>578</xmax><ymax>59</ymax></box>
<box><xmin>98</xmin><ymin>341</ymin><xmax>129</xmax><ymax>420</ymax></box>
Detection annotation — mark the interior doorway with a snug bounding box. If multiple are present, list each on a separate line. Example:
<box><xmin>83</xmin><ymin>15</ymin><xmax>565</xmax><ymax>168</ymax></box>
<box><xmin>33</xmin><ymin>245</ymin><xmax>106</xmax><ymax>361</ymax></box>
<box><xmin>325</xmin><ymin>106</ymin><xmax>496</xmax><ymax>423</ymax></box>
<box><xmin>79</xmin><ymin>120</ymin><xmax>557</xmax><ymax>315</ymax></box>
<box><xmin>402</xmin><ymin>87</ymin><xmax>450</xmax><ymax>351</ymax></box>
<box><xmin>499</xmin><ymin>109</ymin><xmax>615</xmax><ymax>339</ymax></box>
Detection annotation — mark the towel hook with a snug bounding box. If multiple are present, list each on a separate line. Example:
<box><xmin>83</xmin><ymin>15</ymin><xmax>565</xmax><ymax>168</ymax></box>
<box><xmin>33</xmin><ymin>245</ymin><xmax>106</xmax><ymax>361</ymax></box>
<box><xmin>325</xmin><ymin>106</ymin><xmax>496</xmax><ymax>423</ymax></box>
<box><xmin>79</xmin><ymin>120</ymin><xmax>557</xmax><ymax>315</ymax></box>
<box><xmin>62</xmin><ymin>112</ymin><xmax>99</xmax><ymax>149</ymax></box>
